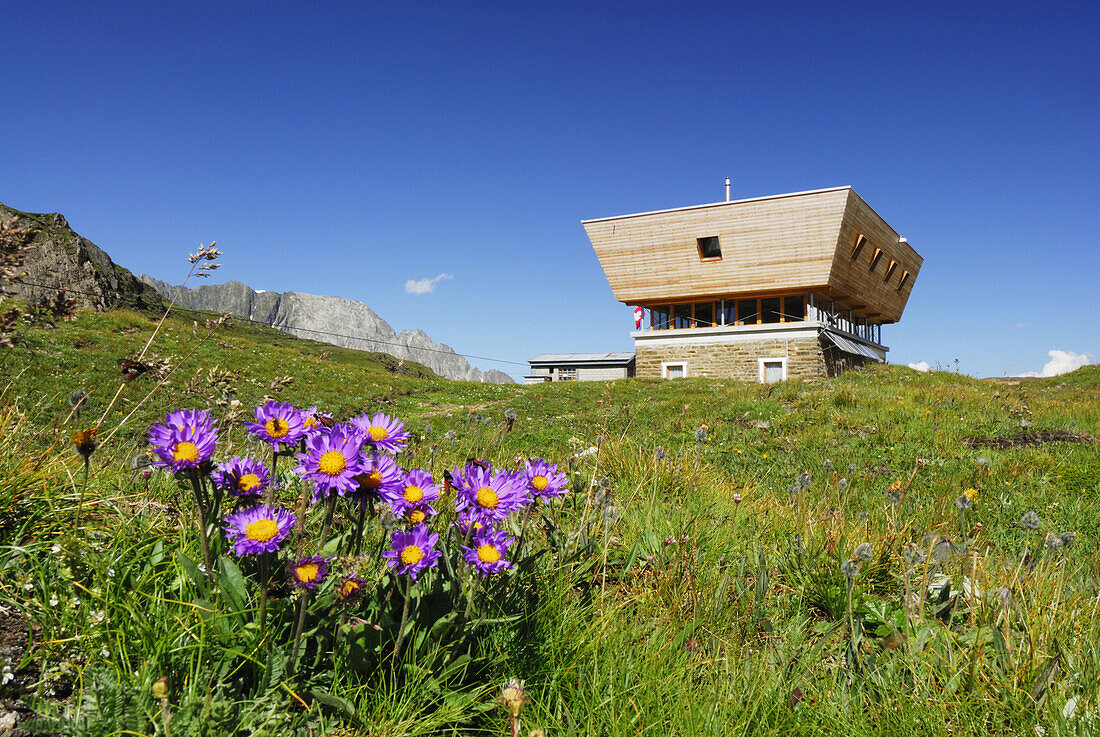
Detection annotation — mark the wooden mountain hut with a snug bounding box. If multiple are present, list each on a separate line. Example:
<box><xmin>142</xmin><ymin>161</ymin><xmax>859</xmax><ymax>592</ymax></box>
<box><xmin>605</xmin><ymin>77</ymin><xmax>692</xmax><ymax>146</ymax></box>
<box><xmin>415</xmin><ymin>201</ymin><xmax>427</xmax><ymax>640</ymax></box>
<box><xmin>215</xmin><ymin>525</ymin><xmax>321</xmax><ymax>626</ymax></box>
<box><xmin>582</xmin><ymin>186</ymin><xmax>922</xmax><ymax>382</ymax></box>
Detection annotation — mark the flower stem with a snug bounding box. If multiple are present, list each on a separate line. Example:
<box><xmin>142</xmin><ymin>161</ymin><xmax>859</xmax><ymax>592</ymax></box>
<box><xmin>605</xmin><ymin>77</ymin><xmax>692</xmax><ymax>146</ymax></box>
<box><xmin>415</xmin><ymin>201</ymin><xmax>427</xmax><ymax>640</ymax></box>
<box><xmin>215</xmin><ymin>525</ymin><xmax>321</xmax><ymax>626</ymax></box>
<box><xmin>74</xmin><ymin>455</ymin><xmax>91</xmax><ymax>530</ymax></box>
<box><xmin>318</xmin><ymin>495</ymin><xmax>337</xmax><ymax>551</ymax></box>
<box><xmin>188</xmin><ymin>470</ymin><xmax>213</xmax><ymax>578</ymax></box>
<box><xmin>258</xmin><ymin>553</ymin><xmax>270</xmax><ymax>639</ymax></box>
<box><xmin>267</xmin><ymin>447</ymin><xmax>278</xmax><ymax>505</ymax></box>
<box><xmin>290</xmin><ymin>590</ymin><xmax>309</xmax><ymax>673</ymax></box>
<box><xmin>353</xmin><ymin>499</ymin><xmax>370</xmax><ymax>557</ymax></box>
<box><xmin>393</xmin><ymin>575</ymin><xmax>412</xmax><ymax>659</ymax></box>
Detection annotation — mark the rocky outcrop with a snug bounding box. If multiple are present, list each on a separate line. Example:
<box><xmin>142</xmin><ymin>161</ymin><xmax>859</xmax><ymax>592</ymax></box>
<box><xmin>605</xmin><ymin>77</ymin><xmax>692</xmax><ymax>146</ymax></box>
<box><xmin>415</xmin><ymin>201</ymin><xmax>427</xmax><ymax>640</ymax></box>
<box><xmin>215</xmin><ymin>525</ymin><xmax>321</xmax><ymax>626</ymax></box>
<box><xmin>0</xmin><ymin>203</ymin><xmax>163</xmax><ymax>313</ymax></box>
<box><xmin>138</xmin><ymin>276</ymin><xmax>515</xmax><ymax>384</ymax></box>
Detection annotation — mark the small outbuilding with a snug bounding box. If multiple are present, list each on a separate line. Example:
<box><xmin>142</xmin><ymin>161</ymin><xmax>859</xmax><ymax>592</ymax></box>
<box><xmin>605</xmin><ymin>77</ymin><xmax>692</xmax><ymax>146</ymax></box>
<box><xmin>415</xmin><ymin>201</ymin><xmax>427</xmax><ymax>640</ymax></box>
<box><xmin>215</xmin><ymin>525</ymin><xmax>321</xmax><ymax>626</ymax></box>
<box><xmin>582</xmin><ymin>185</ymin><xmax>922</xmax><ymax>382</ymax></box>
<box><xmin>525</xmin><ymin>353</ymin><xmax>636</xmax><ymax>384</ymax></box>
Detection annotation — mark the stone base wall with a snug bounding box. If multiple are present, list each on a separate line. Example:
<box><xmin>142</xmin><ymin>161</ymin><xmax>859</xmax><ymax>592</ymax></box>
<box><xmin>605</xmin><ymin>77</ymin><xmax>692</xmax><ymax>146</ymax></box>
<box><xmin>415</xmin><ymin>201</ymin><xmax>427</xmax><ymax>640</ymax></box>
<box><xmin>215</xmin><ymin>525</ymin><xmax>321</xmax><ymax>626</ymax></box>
<box><xmin>636</xmin><ymin>336</ymin><xmax>828</xmax><ymax>381</ymax></box>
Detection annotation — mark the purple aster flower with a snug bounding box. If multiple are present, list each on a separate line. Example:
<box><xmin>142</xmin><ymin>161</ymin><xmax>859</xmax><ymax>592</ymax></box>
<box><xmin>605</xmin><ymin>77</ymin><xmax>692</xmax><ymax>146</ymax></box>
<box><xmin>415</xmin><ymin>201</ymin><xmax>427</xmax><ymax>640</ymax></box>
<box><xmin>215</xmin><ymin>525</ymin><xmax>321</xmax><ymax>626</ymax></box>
<box><xmin>405</xmin><ymin>501</ymin><xmax>436</xmax><ymax>525</ymax></box>
<box><xmin>245</xmin><ymin>400</ymin><xmax>306</xmax><ymax>449</ymax></box>
<box><xmin>338</xmin><ymin>575</ymin><xmax>367</xmax><ymax>603</ymax></box>
<box><xmin>299</xmin><ymin>406</ymin><xmax>333</xmax><ymax>440</ymax></box>
<box><xmin>288</xmin><ymin>556</ymin><xmax>329</xmax><ymax>590</ymax></box>
<box><xmin>212</xmin><ymin>457</ymin><xmax>272</xmax><ymax>499</ymax></box>
<box><xmin>383</xmin><ymin>468</ymin><xmax>441</xmax><ymax>517</ymax></box>
<box><xmin>147</xmin><ymin>409</ymin><xmax>218</xmax><ymax>474</ymax></box>
<box><xmin>461</xmin><ymin>527</ymin><xmax>515</xmax><ymax>576</ymax></box>
<box><xmin>350</xmin><ymin>412</ymin><xmax>410</xmax><ymax>455</ymax></box>
<box><xmin>351</xmin><ymin>452</ymin><xmax>403</xmax><ymax>503</ymax></box>
<box><xmin>223</xmin><ymin>504</ymin><xmax>296</xmax><ymax>556</ymax></box>
<box><xmin>295</xmin><ymin>424</ymin><xmax>366</xmax><ymax>502</ymax></box>
<box><xmin>382</xmin><ymin>524</ymin><xmax>441</xmax><ymax>580</ymax></box>
<box><xmin>453</xmin><ymin>463</ymin><xmax>530</xmax><ymax>527</ymax></box>
<box><xmin>524</xmin><ymin>459</ymin><xmax>569</xmax><ymax>501</ymax></box>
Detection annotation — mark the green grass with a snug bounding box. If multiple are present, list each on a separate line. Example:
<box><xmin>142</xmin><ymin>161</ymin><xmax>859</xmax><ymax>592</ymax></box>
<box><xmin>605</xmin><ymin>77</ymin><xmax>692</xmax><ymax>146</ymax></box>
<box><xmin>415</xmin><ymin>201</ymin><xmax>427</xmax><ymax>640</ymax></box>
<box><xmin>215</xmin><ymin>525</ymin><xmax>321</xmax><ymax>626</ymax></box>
<box><xmin>1</xmin><ymin>306</ymin><xmax>1098</xmax><ymax>736</ymax></box>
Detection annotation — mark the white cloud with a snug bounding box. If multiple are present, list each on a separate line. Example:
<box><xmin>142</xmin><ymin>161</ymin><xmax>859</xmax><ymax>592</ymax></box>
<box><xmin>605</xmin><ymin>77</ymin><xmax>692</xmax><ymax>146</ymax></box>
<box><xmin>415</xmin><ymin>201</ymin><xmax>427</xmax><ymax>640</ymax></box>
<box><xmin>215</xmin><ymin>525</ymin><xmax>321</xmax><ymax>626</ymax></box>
<box><xmin>908</xmin><ymin>361</ymin><xmax>933</xmax><ymax>373</ymax></box>
<box><xmin>404</xmin><ymin>273</ymin><xmax>453</xmax><ymax>295</ymax></box>
<box><xmin>1018</xmin><ymin>350</ymin><xmax>1094</xmax><ymax>378</ymax></box>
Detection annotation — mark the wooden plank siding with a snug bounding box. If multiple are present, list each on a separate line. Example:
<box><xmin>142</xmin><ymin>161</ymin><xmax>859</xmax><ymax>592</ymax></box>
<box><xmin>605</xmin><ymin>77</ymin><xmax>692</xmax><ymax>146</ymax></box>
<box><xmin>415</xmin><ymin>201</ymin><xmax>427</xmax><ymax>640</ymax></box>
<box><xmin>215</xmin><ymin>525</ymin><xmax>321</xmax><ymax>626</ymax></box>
<box><xmin>583</xmin><ymin>187</ymin><xmax>921</xmax><ymax>324</ymax></box>
<box><xmin>826</xmin><ymin>190</ymin><xmax>923</xmax><ymax>323</ymax></box>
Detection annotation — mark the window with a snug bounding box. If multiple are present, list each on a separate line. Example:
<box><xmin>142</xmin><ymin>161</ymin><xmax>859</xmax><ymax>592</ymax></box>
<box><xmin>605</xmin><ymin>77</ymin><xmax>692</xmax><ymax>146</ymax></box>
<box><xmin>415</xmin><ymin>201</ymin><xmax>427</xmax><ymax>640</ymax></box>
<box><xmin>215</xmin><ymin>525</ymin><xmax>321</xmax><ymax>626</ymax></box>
<box><xmin>673</xmin><ymin>304</ymin><xmax>692</xmax><ymax>329</ymax></box>
<box><xmin>758</xmin><ymin>357</ymin><xmax>787</xmax><ymax>384</ymax></box>
<box><xmin>783</xmin><ymin>295</ymin><xmax>805</xmax><ymax>322</ymax></box>
<box><xmin>868</xmin><ymin>248</ymin><xmax>884</xmax><ymax>271</ymax></box>
<box><xmin>883</xmin><ymin>260</ymin><xmax>898</xmax><ymax>282</ymax></box>
<box><xmin>737</xmin><ymin>298</ymin><xmax>757</xmax><ymax>325</ymax></box>
<box><xmin>651</xmin><ymin>305</ymin><xmax>670</xmax><ymax>330</ymax></box>
<box><xmin>557</xmin><ymin>368</ymin><xmax>577</xmax><ymax>381</ymax></box>
<box><xmin>851</xmin><ymin>234</ymin><xmax>867</xmax><ymax>259</ymax></box>
<box><xmin>663</xmin><ymin>362</ymin><xmax>687</xmax><ymax>379</ymax></box>
<box><xmin>697</xmin><ymin>236</ymin><xmax>722</xmax><ymax>259</ymax></box>
<box><xmin>761</xmin><ymin>297</ymin><xmax>782</xmax><ymax>324</ymax></box>
<box><xmin>693</xmin><ymin>302</ymin><xmax>713</xmax><ymax>328</ymax></box>
<box><xmin>897</xmin><ymin>271</ymin><xmax>911</xmax><ymax>291</ymax></box>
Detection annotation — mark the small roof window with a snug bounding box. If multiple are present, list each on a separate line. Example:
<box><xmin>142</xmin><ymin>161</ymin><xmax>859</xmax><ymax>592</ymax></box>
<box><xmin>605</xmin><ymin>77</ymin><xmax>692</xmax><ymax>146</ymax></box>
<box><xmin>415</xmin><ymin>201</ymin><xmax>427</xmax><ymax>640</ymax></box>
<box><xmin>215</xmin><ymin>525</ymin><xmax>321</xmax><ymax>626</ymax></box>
<box><xmin>851</xmin><ymin>234</ymin><xmax>867</xmax><ymax>259</ymax></box>
<box><xmin>884</xmin><ymin>260</ymin><xmax>898</xmax><ymax>282</ymax></box>
<box><xmin>697</xmin><ymin>236</ymin><xmax>722</xmax><ymax>259</ymax></box>
<box><xmin>868</xmin><ymin>248</ymin><xmax>884</xmax><ymax>271</ymax></box>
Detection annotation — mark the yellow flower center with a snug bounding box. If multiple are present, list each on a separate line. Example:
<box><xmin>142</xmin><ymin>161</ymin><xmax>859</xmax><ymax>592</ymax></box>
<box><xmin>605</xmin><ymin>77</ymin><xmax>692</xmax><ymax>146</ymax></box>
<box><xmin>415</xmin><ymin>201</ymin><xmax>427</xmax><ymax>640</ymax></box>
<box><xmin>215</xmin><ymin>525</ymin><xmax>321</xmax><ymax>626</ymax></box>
<box><xmin>265</xmin><ymin>418</ymin><xmax>289</xmax><ymax>438</ymax></box>
<box><xmin>340</xmin><ymin>580</ymin><xmax>360</xmax><ymax>597</ymax></box>
<box><xmin>531</xmin><ymin>475</ymin><xmax>549</xmax><ymax>491</ymax></box>
<box><xmin>409</xmin><ymin>509</ymin><xmax>426</xmax><ymax>524</ymax></box>
<box><xmin>318</xmin><ymin>450</ymin><xmax>347</xmax><ymax>476</ymax></box>
<box><xmin>245</xmin><ymin>518</ymin><xmax>279</xmax><ymax>542</ymax></box>
<box><xmin>295</xmin><ymin>563</ymin><xmax>319</xmax><ymax>583</ymax></box>
<box><xmin>400</xmin><ymin>545</ymin><xmax>424</xmax><ymax>565</ymax></box>
<box><xmin>369</xmin><ymin>426</ymin><xmax>389</xmax><ymax>442</ymax></box>
<box><xmin>363</xmin><ymin>470</ymin><xmax>383</xmax><ymax>489</ymax></box>
<box><xmin>173</xmin><ymin>441</ymin><xmax>199</xmax><ymax>463</ymax></box>
<box><xmin>304</xmin><ymin>417</ymin><xmax>319</xmax><ymax>429</ymax></box>
<box><xmin>403</xmin><ymin>485</ymin><xmax>424</xmax><ymax>503</ymax></box>
<box><xmin>476</xmin><ymin>487</ymin><xmax>499</xmax><ymax>509</ymax></box>
<box><xmin>477</xmin><ymin>544</ymin><xmax>502</xmax><ymax>563</ymax></box>
<box><xmin>237</xmin><ymin>473</ymin><xmax>261</xmax><ymax>492</ymax></box>
<box><xmin>964</xmin><ymin>488</ymin><xmax>979</xmax><ymax>501</ymax></box>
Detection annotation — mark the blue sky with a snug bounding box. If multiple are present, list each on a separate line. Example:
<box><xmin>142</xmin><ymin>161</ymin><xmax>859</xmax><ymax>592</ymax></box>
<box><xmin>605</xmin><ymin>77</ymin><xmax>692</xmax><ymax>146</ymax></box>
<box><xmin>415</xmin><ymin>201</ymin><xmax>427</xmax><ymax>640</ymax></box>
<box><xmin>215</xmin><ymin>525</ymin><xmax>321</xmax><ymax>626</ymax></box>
<box><xmin>3</xmin><ymin>1</ymin><xmax>1097</xmax><ymax>380</ymax></box>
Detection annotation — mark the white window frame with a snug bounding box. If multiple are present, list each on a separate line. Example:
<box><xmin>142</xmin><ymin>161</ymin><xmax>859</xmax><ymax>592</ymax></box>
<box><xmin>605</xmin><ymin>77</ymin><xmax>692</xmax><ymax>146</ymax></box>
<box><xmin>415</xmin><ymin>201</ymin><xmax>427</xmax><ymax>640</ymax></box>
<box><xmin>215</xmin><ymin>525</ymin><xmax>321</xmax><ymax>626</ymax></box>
<box><xmin>662</xmin><ymin>361</ymin><xmax>688</xmax><ymax>379</ymax></box>
<box><xmin>757</xmin><ymin>357</ymin><xmax>788</xmax><ymax>384</ymax></box>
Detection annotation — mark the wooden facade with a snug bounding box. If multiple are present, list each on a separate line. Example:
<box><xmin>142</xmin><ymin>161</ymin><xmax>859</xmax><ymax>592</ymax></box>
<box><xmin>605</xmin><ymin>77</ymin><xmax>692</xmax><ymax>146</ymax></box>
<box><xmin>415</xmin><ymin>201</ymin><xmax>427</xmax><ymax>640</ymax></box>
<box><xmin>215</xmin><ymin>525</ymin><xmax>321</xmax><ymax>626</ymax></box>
<box><xmin>582</xmin><ymin>187</ymin><xmax>922</xmax><ymax>381</ymax></box>
<box><xmin>583</xmin><ymin>187</ymin><xmax>921</xmax><ymax>325</ymax></box>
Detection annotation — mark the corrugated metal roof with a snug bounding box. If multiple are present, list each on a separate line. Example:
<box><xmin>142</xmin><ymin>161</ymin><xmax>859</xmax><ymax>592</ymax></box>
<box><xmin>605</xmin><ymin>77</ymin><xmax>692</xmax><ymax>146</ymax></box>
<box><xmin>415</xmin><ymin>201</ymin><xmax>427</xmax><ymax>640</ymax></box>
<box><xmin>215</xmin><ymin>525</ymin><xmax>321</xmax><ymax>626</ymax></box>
<box><xmin>529</xmin><ymin>352</ymin><xmax>636</xmax><ymax>364</ymax></box>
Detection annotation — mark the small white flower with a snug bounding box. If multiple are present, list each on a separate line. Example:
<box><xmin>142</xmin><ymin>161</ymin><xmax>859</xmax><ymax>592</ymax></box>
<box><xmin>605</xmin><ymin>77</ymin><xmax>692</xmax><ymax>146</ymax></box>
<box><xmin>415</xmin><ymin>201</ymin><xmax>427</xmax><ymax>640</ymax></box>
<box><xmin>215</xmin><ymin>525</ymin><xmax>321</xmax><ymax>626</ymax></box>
<box><xmin>2</xmin><ymin>665</ymin><xmax>14</xmax><ymax>685</ymax></box>
<box><xmin>71</xmin><ymin>597</ymin><xmax>81</xmax><ymax>608</ymax></box>
<box><xmin>100</xmin><ymin>648</ymin><xmax>109</xmax><ymax>658</ymax></box>
<box><xmin>51</xmin><ymin>544</ymin><xmax>61</xmax><ymax>554</ymax></box>
<box><xmin>49</xmin><ymin>594</ymin><xmax>59</xmax><ymax>607</ymax></box>
<box><xmin>197</xmin><ymin>564</ymin><xmax>208</xmax><ymax>574</ymax></box>
<box><xmin>107</xmin><ymin>568</ymin><xmax>116</xmax><ymax>578</ymax></box>
<box><xmin>91</xmin><ymin>610</ymin><xmax>106</xmax><ymax>624</ymax></box>
<box><xmin>22</xmin><ymin>582</ymin><xmax>33</xmax><ymax>591</ymax></box>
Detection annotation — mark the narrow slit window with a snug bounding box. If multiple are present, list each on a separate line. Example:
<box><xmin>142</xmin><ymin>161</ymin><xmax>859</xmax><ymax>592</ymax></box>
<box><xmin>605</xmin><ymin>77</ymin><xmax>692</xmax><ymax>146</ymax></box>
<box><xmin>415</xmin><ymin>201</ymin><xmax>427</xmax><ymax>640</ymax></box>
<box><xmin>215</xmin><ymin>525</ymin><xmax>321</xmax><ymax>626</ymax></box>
<box><xmin>868</xmin><ymin>248</ymin><xmax>883</xmax><ymax>271</ymax></box>
<box><xmin>851</xmin><ymin>234</ymin><xmax>867</xmax><ymax>259</ymax></box>
<box><xmin>897</xmin><ymin>271</ymin><xmax>911</xmax><ymax>291</ymax></box>
<box><xmin>883</xmin><ymin>260</ymin><xmax>898</xmax><ymax>282</ymax></box>
<box><xmin>697</xmin><ymin>236</ymin><xmax>722</xmax><ymax>259</ymax></box>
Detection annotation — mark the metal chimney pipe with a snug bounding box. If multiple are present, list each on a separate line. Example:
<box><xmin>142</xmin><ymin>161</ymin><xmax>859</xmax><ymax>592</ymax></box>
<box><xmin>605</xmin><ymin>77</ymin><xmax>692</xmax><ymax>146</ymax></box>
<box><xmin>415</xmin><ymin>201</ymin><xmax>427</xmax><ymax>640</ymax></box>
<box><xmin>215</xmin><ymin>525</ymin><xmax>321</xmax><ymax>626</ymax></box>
<box><xmin>725</xmin><ymin>177</ymin><xmax>731</xmax><ymax>202</ymax></box>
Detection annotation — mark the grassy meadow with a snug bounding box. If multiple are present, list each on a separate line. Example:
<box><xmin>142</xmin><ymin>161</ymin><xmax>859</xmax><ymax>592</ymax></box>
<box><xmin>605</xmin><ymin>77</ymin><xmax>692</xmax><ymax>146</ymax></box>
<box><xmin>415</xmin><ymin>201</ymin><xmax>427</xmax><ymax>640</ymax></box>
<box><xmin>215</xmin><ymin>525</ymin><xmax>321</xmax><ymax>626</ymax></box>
<box><xmin>1</xmin><ymin>304</ymin><xmax>1098</xmax><ymax>736</ymax></box>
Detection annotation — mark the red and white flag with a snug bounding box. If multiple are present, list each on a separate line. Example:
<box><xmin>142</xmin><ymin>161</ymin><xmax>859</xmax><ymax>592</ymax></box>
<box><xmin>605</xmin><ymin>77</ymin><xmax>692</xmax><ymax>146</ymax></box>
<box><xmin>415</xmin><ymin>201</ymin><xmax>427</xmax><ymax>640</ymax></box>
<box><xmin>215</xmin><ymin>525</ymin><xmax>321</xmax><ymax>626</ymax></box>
<box><xmin>633</xmin><ymin>306</ymin><xmax>644</xmax><ymax>329</ymax></box>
